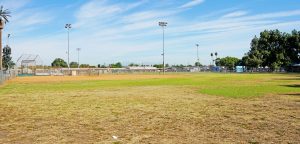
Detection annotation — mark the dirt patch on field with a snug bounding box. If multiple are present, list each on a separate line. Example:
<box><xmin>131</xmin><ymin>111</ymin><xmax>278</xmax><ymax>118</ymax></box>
<box><xmin>8</xmin><ymin>74</ymin><xmax>185</xmax><ymax>84</ymax></box>
<box><xmin>0</xmin><ymin>85</ymin><xmax>299</xmax><ymax>143</ymax></box>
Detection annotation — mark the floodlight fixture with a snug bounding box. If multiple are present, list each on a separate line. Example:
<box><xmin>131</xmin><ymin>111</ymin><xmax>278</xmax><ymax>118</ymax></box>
<box><xmin>159</xmin><ymin>22</ymin><xmax>167</xmax><ymax>27</ymax></box>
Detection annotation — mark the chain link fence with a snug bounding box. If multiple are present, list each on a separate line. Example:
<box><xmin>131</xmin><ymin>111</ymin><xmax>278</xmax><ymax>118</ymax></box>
<box><xmin>0</xmin><ymin>69</ymin><xmax>17</xmax><ymax>85</ymax></box>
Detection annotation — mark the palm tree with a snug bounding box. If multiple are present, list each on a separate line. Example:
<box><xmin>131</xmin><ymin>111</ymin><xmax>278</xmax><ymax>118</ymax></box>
<box><xmin>210</xmin><ymin>53</ymin><xmax>213</xmax><ymax>65</ymax></box>
<box><xmin>0</xmin><ymin>6</ymin><xmax>11</xmax><ymax>70</ymax></box>
<box><xmin>0</xmin><ymin>6</ymin><xmax>10</xmax><ymax>70</ymax></box>
<box><xmin>214</xmin><ymin>52</ymin><xmax>218</xmax><ymax>65</ymax></box>
<box><xmin>215</xmin><ymin>52</ymin><xmax>218</xmax><ymax>59</ymax></box>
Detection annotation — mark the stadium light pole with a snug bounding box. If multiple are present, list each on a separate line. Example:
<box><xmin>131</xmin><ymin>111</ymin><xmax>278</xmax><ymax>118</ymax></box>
<box><xmin>76</xmin><ymin>48</ymin><xmax>81</xmax><ymax>69</ymax></box>
<box><xmin>7</xmin><ymin>34</ymin><xmax>10</xmax><ymax>46</ymax></box>
<box><xmin>196</xmin><ymin>44</ymin><xmax>199</xmax><ymax>66</ymax></box>
<box><xmin>159</xmin><ymin>21</ymin><xmax>167</xmax><ymax>74</ymax></box>
<box><xmin>65</xmin><ymin>24</ymin><xmax>71</xmax><ymax>70</ymax></box>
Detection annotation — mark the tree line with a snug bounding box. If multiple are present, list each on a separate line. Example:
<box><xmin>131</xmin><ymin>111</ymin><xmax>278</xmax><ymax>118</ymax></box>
<box><xmin>242</xmin><ymin>29</ymin><xmax>299</xmax><ymax>71</ymax></box>
<box><xmin>215</xmin><ymin>29</ymin><xmax>299</xmax><ymax>71</ymax></box>
<box><xmin>51</xmin><ymin>58</ymin><xmax>124</xmax><ymax>68</ymax></box>
<box><xmin>51</xmin><ymin>58</ymin><xmax>189</xmax><ymax>69</ymax></box>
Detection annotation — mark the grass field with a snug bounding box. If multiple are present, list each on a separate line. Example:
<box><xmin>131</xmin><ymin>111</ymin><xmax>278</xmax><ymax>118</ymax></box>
<box><xmin>0</xmin><ymin>73</ymin><xmax>299</xmax><ymax>143</ymax></box>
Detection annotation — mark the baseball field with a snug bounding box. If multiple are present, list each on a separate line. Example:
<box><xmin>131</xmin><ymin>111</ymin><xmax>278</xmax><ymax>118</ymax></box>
<box><xmin>0</xmin><ymin>73</ymin><xmax>299</xmax><ymax>143</ymax></box>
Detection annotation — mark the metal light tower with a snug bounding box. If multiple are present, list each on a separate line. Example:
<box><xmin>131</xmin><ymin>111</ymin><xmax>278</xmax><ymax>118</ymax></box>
<box><xmin>65</xmin><ymin>24</ymin><xmax>71</xmax><ymax>70</ymax></box>
<box><xmin>7</xmin><ymin>34</ymin><xmax>10</xmax><ymax>46</ymax></box>
<box><xmin>159</xmin><ymin>21</ymin><xmax>167</xmax><ymax>74</ymax></box>
<box><xmin>76</xmin><ymin>48</ymin><xmax>81</xmax><ymax>69</ymax></box>
<box><xmin>196</xmin><ymin>44</ymin><xmax>199</xmax><ymax>66</ymax></box>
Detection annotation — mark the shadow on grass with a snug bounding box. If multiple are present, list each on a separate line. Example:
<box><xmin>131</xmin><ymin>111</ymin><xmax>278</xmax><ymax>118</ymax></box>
<box><xmin>273</xmin><ymin>78</ymin><xmax>300</xmax><ymax>81</ymax></box>
<box><xmin>284</xmin><ymin>93</ymin><xmax>300</xmax><ymax>96</ymax></box>
<box><xmin>283</xmin><ymin>84</ymin><xmax>300</xmax><ymax>88</ymax></box>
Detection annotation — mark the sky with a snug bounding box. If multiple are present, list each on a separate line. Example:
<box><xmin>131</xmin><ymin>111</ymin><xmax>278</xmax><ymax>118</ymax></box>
<box><xmin>0</xmin><ymin>0</ymin><xmax>300</xmax><ymax>66</ymax></box>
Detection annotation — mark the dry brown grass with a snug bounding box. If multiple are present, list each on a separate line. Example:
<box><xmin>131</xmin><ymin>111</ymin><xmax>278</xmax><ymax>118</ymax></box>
<box><xmin>0</xmin><ymin>74</ymin><xmax>299</xmax><ymax>143</ymax></box>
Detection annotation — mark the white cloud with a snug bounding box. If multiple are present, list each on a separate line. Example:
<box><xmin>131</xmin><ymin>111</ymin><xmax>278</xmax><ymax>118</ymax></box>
<box><xmin>71</xmin><ymin>8</ymin><xmax>300</xmax><ymax>65</ymax></box>
<box><xmin>122</xmin><ymin>10</ymin><xmax>178</xmax><ymax>23</ymax></box>
<box><xmin>74</xmin><ymin>0</ymin><xmax>146</xmax><ymax>28</ymax></box>
<box><xmin>237</xmin><ymin>10</ymin><xmax>300</xmax><ymax>21</ymax></box>
<box><xmin>125</xmin><ymin>0</ymin><xmax>148</xmax><ymax>11</ymax></box>
<box><xmin>76</xmin><ymin>1</ymin><xmax>121</xmax><ymax>19</ymax></box>
<box><xmin>13</xmin><ymin>13</ymin><xmax>52</xmax><ymax>26</ymax></box>
<box><xmin>7</xmin><ymin>0</ymin><xmax>300</xmax><ymax>65</ymax></box>
<box><xmin>222</xmin><ymin>11</ymin><xmax>248</xmax><ymax>18</ymax></box>
<box><xmin>0</xmin><ymin>0</ymin><xmax>31</xmax><ymax>10</ymax></box>
<box><xmin>168</xmin><ymin>9</ymin><xmax>300</xmax><ymax>38</ymax></box>
<box><xmin>180</xmin><ymin>0</ymin><xmax>205</xmax><ymax>9</ymax></box>
<box><xmin>4</xmin><ymin>8</ymin><xmax>53</xmax><ymax>36</ymax></box>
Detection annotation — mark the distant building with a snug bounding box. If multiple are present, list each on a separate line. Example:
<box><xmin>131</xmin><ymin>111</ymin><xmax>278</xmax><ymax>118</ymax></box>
<box><xmin>127</xmin><ymin>66</ymin><xmax>157</xmax><ymax>70</ymax></box>
<box><xmin>236</xmin><ymin>66</ymin><xmax>245</xmax><ymax>73</ymax></box>
<box><xmin>126</xmin><ymin>66</ymin><xmax>158</xmax><ymax>72</ymax></box>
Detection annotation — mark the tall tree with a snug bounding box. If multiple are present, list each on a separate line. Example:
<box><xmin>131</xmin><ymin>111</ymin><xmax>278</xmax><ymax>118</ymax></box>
<box><xmin>286</xmin><ymin>30</ymin><xmax>300</xmax><ymax>64</ymax></box>
<box><xmin>242</xmin><ymin>36</ymin><xmax>262</xmax><ymax>69</ymax></box>
<box><xmin>243</xmin><ymin>29</ymin><xmax>300</xmax><ymax>71</ymax></box>
<box><xmin>69</xmin><ymin>61</ymin><xmax>79</xmax><ymax>68</ymax></box>
<box><xmin>218</xmin><ymin>56</ymin><xmax>240</xmax><ymax>70</ymax></box>
<box><xmin>2</xmin><ymin>45</ymin><xmax>14</xmax><ymax>69</ymax></box>
<box><xmin>214</xmin><ymin>52</ymin><xmax>218</xmax><ymax>65</ymax></box>
<box><xmin>0</xmin><ymin>6</ymin><xmax>11</xmax><ymax>70</ymax></box>
<box><xmin>79</xmin><ymin>64</ymin><xmax>90</xmax><ymax>68</ymax></box>
<box><xmin>215</xmin><ymin>58</ymin><xmax>221</xmax><ymax>66</ymax></box>
<box><xmin>109</xmin><ymin>62</ymin><xmax>122</xmax><ymax>68</ymax></box>
<box><xmin>262</xmin><ymin>30</ymin><xmax>285</xmax><ymax>70</ymax></box>
<box><xmin>153</xmin><ymin>64</ymin><xmax>163</xmax><ymax>68</ymax></box>
<box><xmin>51</xmin><ymin>58</ymin><xmax>68</xmax><ymax>68</ymax></box>
<box><xmin>195</xmin><ymin>61</ymin><xmax>202</xmax><ymax>66</ymax></box>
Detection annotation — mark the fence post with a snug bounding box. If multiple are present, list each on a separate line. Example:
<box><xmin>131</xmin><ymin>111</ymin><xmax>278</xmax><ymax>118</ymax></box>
<box><xmin>0</xmin><ymin>70</ymin><xmax>3</xmax><ymax>84</ymax></box>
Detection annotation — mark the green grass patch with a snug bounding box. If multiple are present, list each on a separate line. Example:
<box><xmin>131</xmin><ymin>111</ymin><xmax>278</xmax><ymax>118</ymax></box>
<box><xmin>0</xmin><ymin>73</ymin><xmax>299</xmax><ymax>98</ymax></box>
